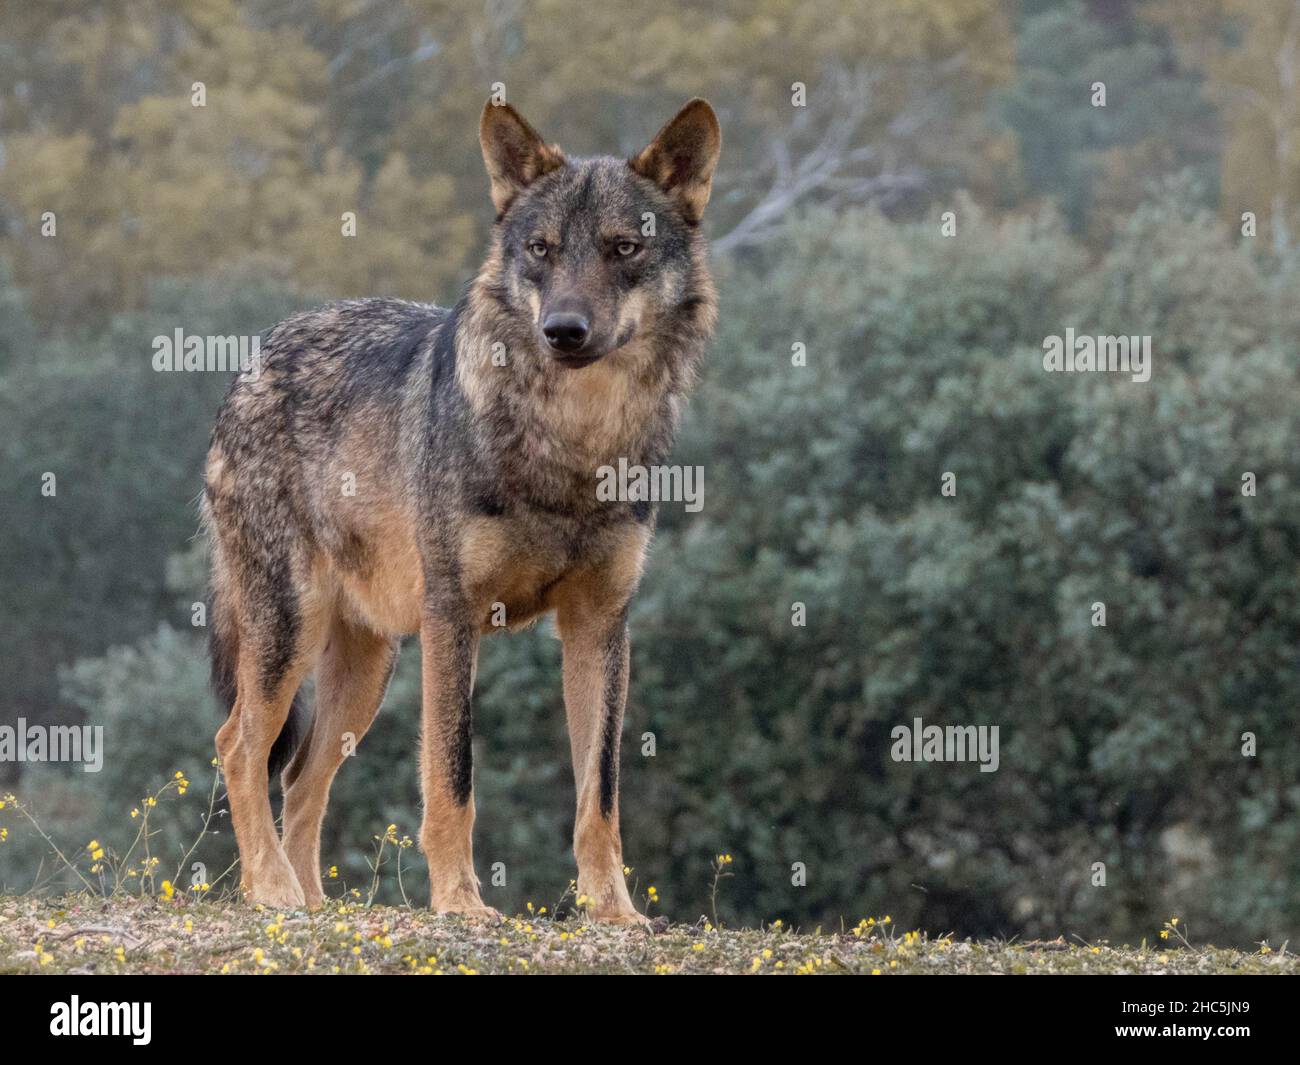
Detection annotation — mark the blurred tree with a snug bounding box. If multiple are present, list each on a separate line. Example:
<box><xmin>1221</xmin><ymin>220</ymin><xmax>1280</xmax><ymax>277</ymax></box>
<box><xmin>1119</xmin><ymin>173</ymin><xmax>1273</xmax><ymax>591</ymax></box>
<box><xmin>0</xmin><ymin>1</ymin><xmax>475</xmax><ymax>324</ymax></box>
<box><xmin>0</xmin><ymin>260</ymin><xmax>35</xmax><ymax>373</ymax></box>
<box><xmin>1147</xmin><ymin>0</ymin><xmax>1300</xmax><ymax>254</ymax></box>
<box><xmin>0</xmin><ymin>0</ymin><xmax>1016</xmax><ymax>322</ymax></box>
<box><xmin>995</xmin><ymin>0</ymin><xmax>1218</xmax><ymax>237</ymax></box>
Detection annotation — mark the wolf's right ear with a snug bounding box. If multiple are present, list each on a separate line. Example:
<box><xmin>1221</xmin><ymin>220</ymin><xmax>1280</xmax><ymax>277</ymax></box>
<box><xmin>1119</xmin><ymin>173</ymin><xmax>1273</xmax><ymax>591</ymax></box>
<box><xmin>479</xmin><ymin>101</ymin><xmax>566</xmax><ymax>216</ymax></box>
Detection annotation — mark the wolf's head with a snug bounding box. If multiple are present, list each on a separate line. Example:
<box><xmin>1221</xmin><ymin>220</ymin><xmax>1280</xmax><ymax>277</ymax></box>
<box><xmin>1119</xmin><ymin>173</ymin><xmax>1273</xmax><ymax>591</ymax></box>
<box><xmin>476</xmin><ymin>98</ymin><xmax>721</xmax><ymax>370</ymax></box>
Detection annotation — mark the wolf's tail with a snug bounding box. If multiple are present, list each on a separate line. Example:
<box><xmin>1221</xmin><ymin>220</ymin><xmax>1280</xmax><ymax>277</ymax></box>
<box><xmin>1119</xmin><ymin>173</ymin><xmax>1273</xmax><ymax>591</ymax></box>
<box><xmin>209</xmin><ymin>583</ymin><xmax>306</xmax><ymax>779</ymax></box>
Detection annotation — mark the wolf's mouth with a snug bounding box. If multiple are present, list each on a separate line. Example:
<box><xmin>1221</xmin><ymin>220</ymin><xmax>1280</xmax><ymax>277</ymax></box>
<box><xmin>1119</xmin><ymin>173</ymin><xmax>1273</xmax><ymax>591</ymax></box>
<box><xmin>551</xmin><ymin>352</ymin><xmax>604</xmax><ymax>369</ymax></box>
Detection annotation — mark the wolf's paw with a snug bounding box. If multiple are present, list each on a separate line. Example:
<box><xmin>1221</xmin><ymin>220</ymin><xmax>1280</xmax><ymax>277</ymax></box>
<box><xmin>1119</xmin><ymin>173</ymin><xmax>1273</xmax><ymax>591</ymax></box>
<box><xmin>432</xmin><ymin>894</ymin><xmax>502</xmax><ymax>922</ymax></box>
<box><xmin>438</xmin><ymin>905</ymin><xmax>502</xmax><ymax>922</ymax></box>
<box><xmin>592</xmin><ymin>908</ymin><xmax>652</xmax><ymax>929</ymax></box>
<box><xmin>245</xmin><ymin>869</ymin><xmax>307</xmax><ymax>911</ymax></box>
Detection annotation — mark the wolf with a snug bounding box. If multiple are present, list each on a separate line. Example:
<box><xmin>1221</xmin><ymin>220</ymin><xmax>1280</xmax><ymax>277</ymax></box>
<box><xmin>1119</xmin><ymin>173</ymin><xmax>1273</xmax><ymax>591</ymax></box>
<box><xmin>202</xmin><ymin>97</ymin><xmax>720</xmax><ymax>923</ymax></box>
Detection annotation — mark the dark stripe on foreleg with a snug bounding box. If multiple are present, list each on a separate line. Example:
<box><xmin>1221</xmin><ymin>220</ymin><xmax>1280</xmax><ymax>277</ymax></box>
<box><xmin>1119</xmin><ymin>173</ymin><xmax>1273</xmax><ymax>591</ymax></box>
<box><xmin>598</xmin><ymin>623</ymin><xmax>628</xmax><ymax>818</ymax></box>
<box><xmin>446</xmin><ymin>625</ymin><xmax>476</xmax><ymax>806</ymax></box>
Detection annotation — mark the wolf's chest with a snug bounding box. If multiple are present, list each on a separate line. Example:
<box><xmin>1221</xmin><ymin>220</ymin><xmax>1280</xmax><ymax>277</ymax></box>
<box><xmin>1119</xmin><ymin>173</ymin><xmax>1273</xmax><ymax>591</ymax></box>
<box><xmin>455</xmin><ymin>513</ymin><xmax>589</xmax><ymax>629</ymax></box>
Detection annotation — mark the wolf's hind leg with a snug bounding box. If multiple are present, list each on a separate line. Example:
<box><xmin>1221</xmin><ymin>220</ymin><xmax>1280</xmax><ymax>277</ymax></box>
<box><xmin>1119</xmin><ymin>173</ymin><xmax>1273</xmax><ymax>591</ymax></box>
<box><xmin>218</xmin><ymin>676</ymin><xmax>312</xmax><ymax>907</ymax></box>
<box><xmin>215</xmin><ymin>571</ymin><xmax>322</xmax><ymax>910</ymax></box>
<box><xmin>281</xmin><ymin>616</ymin><xmax>397</xmax><ymax>908</ymax></box>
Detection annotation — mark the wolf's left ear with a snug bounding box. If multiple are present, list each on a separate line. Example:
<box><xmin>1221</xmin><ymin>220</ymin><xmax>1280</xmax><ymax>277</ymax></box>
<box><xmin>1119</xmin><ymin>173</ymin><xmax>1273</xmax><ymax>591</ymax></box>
<box><xmin>629</xmin><ymin>99</ymin><xmax>722</xmax><ymax>224</ymax></box>
<box><xmin>480</xmin><ymin>101</ymin><xmax>566</xmax><ymax>216</ymax></box>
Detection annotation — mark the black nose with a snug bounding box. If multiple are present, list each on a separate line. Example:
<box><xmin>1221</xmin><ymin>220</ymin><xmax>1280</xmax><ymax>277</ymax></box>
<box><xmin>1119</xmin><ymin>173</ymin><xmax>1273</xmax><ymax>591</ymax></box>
<box><xmin>542</xmin><ymin>312</ymin><xmax>591</xmax><ymax>353</ymax></box>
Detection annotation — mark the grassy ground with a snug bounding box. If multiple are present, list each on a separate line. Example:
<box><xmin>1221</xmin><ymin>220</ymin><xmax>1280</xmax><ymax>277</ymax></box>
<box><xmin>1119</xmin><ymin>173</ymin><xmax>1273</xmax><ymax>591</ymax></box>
<box><xmin>0</xmin><ymin>894</ymin><xmax>1293</xmax><ymax>974</ymax></box>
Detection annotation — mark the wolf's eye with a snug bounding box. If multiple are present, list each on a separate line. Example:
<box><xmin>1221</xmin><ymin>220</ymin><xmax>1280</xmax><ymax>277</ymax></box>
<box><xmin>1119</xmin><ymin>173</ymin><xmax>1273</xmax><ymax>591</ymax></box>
<box><xmin>615</xmin><ymin>241</ymin><xmax>640</xmax><ymax>257</ymax></box>
<box><xmin>527</xmin><ymin>240</ymin><xmax>548</xmax><ymax>259</ymax></box>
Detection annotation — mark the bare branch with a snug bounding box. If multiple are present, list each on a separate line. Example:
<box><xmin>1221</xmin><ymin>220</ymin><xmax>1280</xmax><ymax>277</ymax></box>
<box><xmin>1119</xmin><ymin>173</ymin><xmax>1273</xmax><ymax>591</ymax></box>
<box><xmin>713</xmin><ymin>66</ymin><xmax>931</xmax><ymax>255</ymax></box>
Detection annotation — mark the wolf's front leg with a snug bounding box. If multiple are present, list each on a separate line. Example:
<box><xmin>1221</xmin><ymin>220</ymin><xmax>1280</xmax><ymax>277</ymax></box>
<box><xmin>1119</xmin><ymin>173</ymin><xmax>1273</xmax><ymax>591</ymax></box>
<box><xmin>557</xmin><ymin>601</ymin><xmax>645</xmax><ymax>926</ymax></box>
<box><xmin>418</xmin><ymin>609</ymin><xmax>496</xmax><ymax>918</ymax></box>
